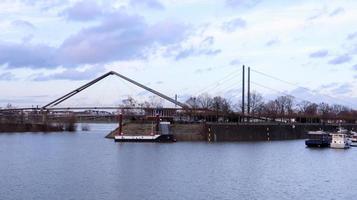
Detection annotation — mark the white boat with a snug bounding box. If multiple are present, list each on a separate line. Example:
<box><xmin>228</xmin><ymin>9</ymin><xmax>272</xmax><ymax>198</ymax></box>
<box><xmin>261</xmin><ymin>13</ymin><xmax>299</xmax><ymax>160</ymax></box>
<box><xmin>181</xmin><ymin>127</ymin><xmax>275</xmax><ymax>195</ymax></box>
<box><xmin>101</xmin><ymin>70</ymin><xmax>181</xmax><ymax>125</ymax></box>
<box><xmin>330</xmin><ymin>133</ymin><xmax>351</xmax><ymax>149</ymax></box>
<box><xmin>337</xmin><ymin>127</ymin><xmax>348</xmax><ymax>134</ymax></box>
<box><xmin>350</xmin><ymin>131</ymin><xmax>357</xmax><ymax>147</ymax></box>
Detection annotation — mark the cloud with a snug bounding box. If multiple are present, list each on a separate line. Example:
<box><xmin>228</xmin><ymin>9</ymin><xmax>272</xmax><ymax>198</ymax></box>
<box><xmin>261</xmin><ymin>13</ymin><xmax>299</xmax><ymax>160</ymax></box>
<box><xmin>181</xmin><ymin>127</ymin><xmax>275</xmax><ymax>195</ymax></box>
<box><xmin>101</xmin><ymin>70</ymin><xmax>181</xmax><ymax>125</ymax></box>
<box><xmin>0</xmin><ymin>41</ymin><xmax>57</xmax><ymax>68</ymax></box>
<box><xmin>61</xmin><ymin>0</ymin><xmax>104</xmax><ymax>21</ymax></box>
<box><xmin>307</xmin><ymin>7</ymin><xmax>344</xmax><ymax>21</ymax></box>
<box><xmin>328</xmin><ymin>54</ymin><xmax>352</xmax><ymax>65</ymax></box>
<box><xmin>309</xmin><ymin>50</ymin><xmax>328</xmax><ymax>58</ymax></box>
<box><xmin>21</xmin><ymin>0</ymin><xmax>69</xmax><ymax>10</ymax></box>
<box><xmin>129</xmin><ymin>0</ymin><xmax>164</xmax><ymax>10</ymax></box>
<box><xmin>353</xmin><ymin>64</ymin><xmax>357</xmax><ymax>71</ymax></box>
<box><xmin>318</xmin><ymin>82</ymin><xmax>337</xmax><ymax>90</ymax></box>
<box><xmin>174</xmin><ymin>36</ymin><xmax>221</xmax><ymax>60</ymax></box>
<box><xmin>306</xmin><ymin>13</ymin><xmax>323</xmax><ymax>21</ymax></box>
<box><xmin>331</xmin><ymin>83</ymin><xmax>353</xmax><ymax>95</ymax></box>
<box><xmin>22</xmin><ymin>34</ymin><xmax>34</xmax><ymax>43</ymax></box>
<box><xmin>329</xmin><ymin>7</ymin><xmax>344</xmax><ymax>17</ymax></box>
<box><xmin>175</xmin><ymin>48</ymin><xmax>221</xmax><ymax>60</ymax></box>
<box><xmin>347</xmin><ymin>32</ymin><xmax>357</xmax><ymax>40</ymax></box>
<box><xmin>58</xmin><ymin>12</ymin><xmax>188</xmax><ymax>65</ymax></box>
<box><xmin>306</xmin><ymin>7</ymin><xmax>327</xmax><ymax>21</ymax></box>
<box><xmin>0</xmin><ymin>10</ymin><xmax>189</xmax><ymax>69</ymax></box>
<box><xmin>0</xmin><ymin>72</ymin><xmax>16</xmax><ymax>81</ymax></box>
<box><xmin>265</xmin><ymin>39</ymin><xmax>279</xmax><ymax>47</ymax></box>
<box><xmin>33</xmin><ymin>66</ymin><xmax>105</xmax><ymax>81</ymax></box>
<box><xmin>195</xmin><ymin>67</ymin><xmax>213</xmax><ymax>74</ymax></box>
<box><xmin>11</xmin><ymin>20</ymin><xmax>36</xmax><ymax>29</ymax></box>
<box><xmin>155</xmin><ymin>81</ymin><xmax>163</xmax><ymax>84</ymax></box>
<box><xmin>230</xmin><ymin>59</ymin><xmax>241</xmax><ymax>65</ymax></box>
<box><xmin>226</xmin><ymin>0</ymin><xmax>260</xmax><ymax>8</ymax></box>
<box><xmin>0</xmin><ymin>95</ymin><xmax>50</xmax><ymax>106</ymax></box>
<box><xmin>137</xmin><ymin>90</ymin><xmax>150</xmax><ymax>96</ymax></box>
<box><xmin>221</xmin><ymin>18</ymin><xmax>246</xmax><ymax>32</ymax></box>
<box><xmin>201</xmin><ymin>36</ymin><xmax>214</xmax><ymax>46</ymax></box>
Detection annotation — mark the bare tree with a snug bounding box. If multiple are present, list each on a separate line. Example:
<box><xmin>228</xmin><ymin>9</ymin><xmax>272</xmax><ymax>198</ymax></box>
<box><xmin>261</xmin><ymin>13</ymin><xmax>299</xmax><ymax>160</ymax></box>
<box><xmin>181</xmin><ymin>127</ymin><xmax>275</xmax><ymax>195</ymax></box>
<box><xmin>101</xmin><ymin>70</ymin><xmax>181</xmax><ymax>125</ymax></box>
<box><xmin>6</xmin><ymin>103</ymin><xmax>14</xmax><ymax>109</ymax></box>
<box><xmin>185</xmin><ymin>96</ymin><xmax>199</xmax><ymax>109</ymax></box>
<box><xmin>232</xmin><ymin>101</ymin><xmax>242</xmax><ymax>113</ymax></box>
<box><xmin>331</xmin><ymin>104</ymin><xmax>348</xmax><ymax>115</ymax></box>
<box><xmin>197</xmin><ymin>93</ymin><xmax>213</xmax><ymax>109</ymax></box>
<box><xmin>298</xmin><ymin>101</ymin><xmax>318</xmax><ymax>116</ymax></box>
<box><xmin>210</xmin><ymin>96</ymin><xmax>231</xmax><ymax>113</ymax></box>
<box><xmin>149</xmin><ymin>96</ymin><xmax>164</xmax><ymax>108</ymax></box>
<box><xmin>262</xmin><ymin>100</ymin><xmax>279</xmax><ymax>119</ymax></box>
<box><xmin>121</xmin><ymin>96</ymin><xmax>137</xmax><ymax>107</ymax></box>
<box><xmin>318</xmin><ymin>102</ymin><xmax>332</xmax><ymax>118</ymax></box>
<box><xmin>275</xmin><ymin>95</ymin><xmax>294</xmax><ymax>116</ymax></box>
<box><xmin>249</xmin><ymin>91</ymin><xmax>264</xmax><ymax>115</ymax></box>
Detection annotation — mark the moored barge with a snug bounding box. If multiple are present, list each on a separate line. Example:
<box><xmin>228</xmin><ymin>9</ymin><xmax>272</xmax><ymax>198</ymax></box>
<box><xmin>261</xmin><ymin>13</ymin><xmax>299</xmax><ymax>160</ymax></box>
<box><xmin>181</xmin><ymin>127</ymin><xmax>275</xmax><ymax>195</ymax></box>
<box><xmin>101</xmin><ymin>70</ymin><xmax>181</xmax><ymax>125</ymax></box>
<box><xmin>305</xmin><ymin>131</ymin><xmax>331</xmax><ymax>148</ymax></box>
<box><xmin>114</xmin><ymin>134</ymin><xmax>176</xmax><ymax>142</ymax></box>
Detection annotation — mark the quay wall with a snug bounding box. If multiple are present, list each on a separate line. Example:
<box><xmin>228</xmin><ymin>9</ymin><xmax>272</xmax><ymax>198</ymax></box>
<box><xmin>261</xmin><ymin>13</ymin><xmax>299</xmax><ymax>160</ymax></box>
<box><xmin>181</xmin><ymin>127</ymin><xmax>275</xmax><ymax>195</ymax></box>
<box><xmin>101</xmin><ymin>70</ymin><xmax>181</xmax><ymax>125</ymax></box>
<box><xmin>207</xmin><ymin>123</ymin><xmax>357</xmax><ymax>141</ymax></box>
<box><xmin>104</xmin><ymin>122</ymin><xmax>357</xmax><ymax>142</ymax></box>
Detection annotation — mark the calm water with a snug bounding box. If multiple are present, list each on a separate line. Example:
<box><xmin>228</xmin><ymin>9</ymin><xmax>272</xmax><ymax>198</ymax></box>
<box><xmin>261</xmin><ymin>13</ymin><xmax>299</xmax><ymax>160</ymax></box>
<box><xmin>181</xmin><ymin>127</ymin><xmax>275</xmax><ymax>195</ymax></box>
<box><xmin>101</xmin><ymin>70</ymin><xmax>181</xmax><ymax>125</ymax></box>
<box><xmin>1</xmin><ymin>124</ymin><xmax>357</xmax><ymax>200</ymax></box>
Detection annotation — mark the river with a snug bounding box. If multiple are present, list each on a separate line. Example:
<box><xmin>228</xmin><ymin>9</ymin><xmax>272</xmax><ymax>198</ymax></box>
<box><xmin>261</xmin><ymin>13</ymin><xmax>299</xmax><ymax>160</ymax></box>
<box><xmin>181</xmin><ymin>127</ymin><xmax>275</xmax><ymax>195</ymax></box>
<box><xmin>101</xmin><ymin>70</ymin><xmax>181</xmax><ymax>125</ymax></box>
<box><xmin>0</xmin><ymin>123</ymin><xmax>356</xmax><ymax>200</ymax></box>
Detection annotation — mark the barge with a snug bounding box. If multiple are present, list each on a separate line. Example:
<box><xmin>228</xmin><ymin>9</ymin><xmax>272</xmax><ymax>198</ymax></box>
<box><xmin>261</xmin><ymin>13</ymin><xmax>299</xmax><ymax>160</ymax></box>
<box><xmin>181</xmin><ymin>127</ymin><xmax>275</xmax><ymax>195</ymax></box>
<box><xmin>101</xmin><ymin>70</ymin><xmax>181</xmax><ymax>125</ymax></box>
<box><xmin>114</xmin><ymin>134</ymin><xmax>176</xmax><ymax>142</ymax></box>
<box><xmin>305</xmin><ymin>131</ymin><xmax>331</xmax><ymax>148</ymax></box>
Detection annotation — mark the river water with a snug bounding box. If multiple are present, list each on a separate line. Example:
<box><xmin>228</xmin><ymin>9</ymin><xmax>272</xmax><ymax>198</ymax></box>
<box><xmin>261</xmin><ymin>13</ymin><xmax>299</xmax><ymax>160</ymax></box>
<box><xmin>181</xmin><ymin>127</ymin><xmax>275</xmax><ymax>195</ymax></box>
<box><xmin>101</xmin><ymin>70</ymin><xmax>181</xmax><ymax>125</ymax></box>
<box><xmin>0</xmin><ymin>123</ymin><xmax>357</xmax><ymax>200</ymax></box>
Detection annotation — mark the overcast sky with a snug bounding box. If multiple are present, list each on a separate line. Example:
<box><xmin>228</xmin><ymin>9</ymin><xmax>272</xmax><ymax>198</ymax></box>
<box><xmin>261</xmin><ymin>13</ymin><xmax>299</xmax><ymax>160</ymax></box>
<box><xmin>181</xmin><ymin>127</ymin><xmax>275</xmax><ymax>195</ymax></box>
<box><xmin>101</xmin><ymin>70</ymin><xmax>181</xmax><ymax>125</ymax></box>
<box><xmin>0</xmin><ymin>0</ymin><xmax>357</xmax><ymax>108</ymax></box>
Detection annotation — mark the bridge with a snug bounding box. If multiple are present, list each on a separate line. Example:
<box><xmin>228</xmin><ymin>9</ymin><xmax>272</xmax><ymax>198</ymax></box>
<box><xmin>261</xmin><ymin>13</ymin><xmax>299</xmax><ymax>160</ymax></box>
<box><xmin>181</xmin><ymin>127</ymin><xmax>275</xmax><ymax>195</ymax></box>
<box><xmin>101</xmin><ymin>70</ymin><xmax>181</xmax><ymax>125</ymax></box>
<box><xmin>1</xmin><ymin>66</ymin><xmax>357</xmax><ymax>127</ymax></box>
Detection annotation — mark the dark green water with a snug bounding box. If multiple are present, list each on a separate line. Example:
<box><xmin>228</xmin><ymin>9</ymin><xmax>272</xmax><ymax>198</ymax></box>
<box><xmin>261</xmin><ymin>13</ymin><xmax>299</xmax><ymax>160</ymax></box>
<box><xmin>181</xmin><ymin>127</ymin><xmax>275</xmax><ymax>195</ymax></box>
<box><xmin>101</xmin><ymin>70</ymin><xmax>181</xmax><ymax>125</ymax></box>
<box><xmin>1</xmin><ymin>124</ymin><xmax>357</xmax><ymax>200</ymax></box>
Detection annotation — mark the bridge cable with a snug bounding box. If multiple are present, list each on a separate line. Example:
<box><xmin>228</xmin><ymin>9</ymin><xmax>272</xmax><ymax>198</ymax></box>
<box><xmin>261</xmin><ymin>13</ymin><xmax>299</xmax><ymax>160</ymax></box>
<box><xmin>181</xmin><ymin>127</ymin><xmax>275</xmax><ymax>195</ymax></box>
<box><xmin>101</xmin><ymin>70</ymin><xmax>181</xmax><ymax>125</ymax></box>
<box><xmin>192</xmin><ymin>68</ymin><xmax>242</xmax><ymax>96</ymax></box>
<box><xmin>250</xmin><ymin>68</ymin><xmax>355</xmax><ymax>107</ymax></box>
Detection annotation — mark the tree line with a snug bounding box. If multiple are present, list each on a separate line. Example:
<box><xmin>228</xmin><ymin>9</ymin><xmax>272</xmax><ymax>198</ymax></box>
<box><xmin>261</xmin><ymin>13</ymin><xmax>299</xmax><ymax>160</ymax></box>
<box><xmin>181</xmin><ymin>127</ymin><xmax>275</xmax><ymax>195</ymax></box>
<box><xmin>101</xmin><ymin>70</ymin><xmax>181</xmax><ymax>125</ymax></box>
<box><xmin>185</xmin><ymin>92</ymin><xmax>357</xmax><ymax>120</ymax></box>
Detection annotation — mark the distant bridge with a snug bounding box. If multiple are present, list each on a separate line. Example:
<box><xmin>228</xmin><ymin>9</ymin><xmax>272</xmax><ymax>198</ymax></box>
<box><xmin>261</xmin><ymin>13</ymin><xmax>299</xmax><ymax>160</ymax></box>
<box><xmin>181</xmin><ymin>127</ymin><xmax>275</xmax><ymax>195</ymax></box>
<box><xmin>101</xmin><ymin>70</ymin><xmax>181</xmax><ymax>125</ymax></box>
<box><xmin>42</xmin><ymin>71</ymin><xmax>188</xmax><ymax>109</ymax></box>
<box><xmin>1</xmin><ymin>68</ymin><xmax>357</xmax><ymax>125</ymax></box>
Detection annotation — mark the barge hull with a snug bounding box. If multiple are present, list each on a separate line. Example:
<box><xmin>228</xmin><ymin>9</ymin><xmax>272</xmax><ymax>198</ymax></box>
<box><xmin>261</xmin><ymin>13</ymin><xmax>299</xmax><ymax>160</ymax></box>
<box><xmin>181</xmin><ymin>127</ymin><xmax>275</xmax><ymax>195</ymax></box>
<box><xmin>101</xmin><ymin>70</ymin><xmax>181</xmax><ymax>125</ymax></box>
<box><xmin>305</xmin><ymin>140</ymin><xmax>330</xmax><ymax>148</ymax></box>
<box><xmin>114</xmin><ymin>134</ymin><xmax>176</xmax><ymax>143</ymax></box>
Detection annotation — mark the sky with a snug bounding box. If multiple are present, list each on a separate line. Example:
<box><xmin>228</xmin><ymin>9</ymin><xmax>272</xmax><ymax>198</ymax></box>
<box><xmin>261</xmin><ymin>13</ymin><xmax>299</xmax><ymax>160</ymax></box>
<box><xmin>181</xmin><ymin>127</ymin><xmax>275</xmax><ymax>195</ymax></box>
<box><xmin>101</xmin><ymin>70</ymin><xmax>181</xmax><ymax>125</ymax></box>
<box><xmin>0</xmin><ymin>0</ymin><xmax>357</xmax><ymax>108</ymax></box>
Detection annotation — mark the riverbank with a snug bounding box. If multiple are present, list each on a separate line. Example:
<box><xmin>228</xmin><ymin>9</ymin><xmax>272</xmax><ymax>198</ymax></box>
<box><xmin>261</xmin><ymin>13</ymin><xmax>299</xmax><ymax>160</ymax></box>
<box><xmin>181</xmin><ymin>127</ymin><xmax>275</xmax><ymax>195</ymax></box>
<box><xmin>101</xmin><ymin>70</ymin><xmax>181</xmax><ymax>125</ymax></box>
<box><xmin>0</xmin><ymin>123</ymin><xmax>65</xmax><ymax>132</ymax></box>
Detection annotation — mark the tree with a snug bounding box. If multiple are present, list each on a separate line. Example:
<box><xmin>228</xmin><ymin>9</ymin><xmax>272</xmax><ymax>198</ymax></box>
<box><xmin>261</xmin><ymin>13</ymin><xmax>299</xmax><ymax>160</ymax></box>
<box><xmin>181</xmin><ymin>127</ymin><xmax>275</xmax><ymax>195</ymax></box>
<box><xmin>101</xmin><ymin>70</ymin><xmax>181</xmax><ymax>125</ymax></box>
<box><xmin>6</xmin><ymin>103</ymin><xmax>14</xmax><ymax>109</ymax></box>
<box><xmin>121</xmin><ymin>96</ymin><xmax>137</xmax><ymax>107</ymax></box>
<box><xmin>210</xmin><ymin>96</ymin><xmax>231</xmax><ymax>114</ymax></box>
<box><xmin>185</xmin><ymin>96</ymin><xmax>199</xmax><ymax>109</ymax></box>
<box><xmin>149</xmin><ymin>96</ymin><xmax>164</xmax><ymax>108</ymax></box>
<box><xmin>298</xmin><ymin>101</ymin><xmax>318</xmax><ymax>116</ymax></box>
<box><xmin>262</xmin><ymin>100</ymin><xmax>279</xmax><ymax>118</ymax></box>
<box><xmin>197</xmin><ymin>93</ymin><xmax>213</xmax><ymax>109</ymax></box>
<box><xmin>318</xmin><ymin>102</ymin><xmax>332</xmax><ymax>118</ymax></box>
<box><xmin>275</xmin><ymin>95</ymin><xmax>294</xmax><ymax>116</ymax></box>
<box><xmin>249</xmin><ymin>91</ymin><xmax>264</xmax><ymax>115</ymax></box>
<box><xmin>331</xmin><ymin>104</ymin><xmax>349</xmax><ymax>116</ymax></box>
